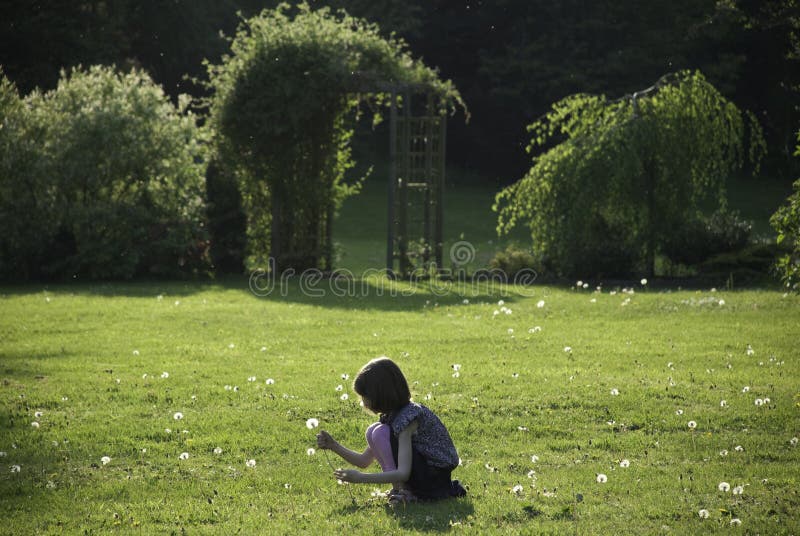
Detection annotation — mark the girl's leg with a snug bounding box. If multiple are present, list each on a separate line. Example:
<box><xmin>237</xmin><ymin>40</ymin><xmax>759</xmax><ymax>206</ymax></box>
<box><xmin>365</xmin><ymin>422</ymin><xmax>396</xmax><ymax>472</ymax></box>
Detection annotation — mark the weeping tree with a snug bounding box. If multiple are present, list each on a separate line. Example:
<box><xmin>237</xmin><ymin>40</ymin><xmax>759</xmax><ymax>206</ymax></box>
<box><xmin>494</xmin><ymin>70</ymin><xmax>766</xmax><ymax>278</ymax></box>
<box><xmin>206</xmin><ymin>3</ymin><xmax>461</xmax><ymax>273</ymax></box>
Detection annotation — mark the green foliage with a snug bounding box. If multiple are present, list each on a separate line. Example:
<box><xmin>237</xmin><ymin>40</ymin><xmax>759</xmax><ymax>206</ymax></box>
<box><xmin>488</xmin><ymin>245</ymin><xmax>540</xmax><ymax>281</ymax></box>
<box><xmin>0</xmin><ymin>66</ymin><xmax>210</xmax><ymax>280</ymax></box>
<box><xmin>494</xmin><ymin>70</ymin><xmax>765</xmax><ymax>278</ymax></box>
<box><xmin>662</xmin><ymin>209</ymin><xmax>753</xmax><ymax>266</ymax></box>
<box><xmin>206</xmin><ymin>2</ymin><xmax>462</xmax><ymax>272</ymax></box>
<box><xmin>770</xmin><ymin>132</ymin><xmax>800</xmax><ymax>291</ymax></box>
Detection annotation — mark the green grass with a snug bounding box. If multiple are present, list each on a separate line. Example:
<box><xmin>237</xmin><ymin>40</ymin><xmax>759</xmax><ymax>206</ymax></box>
<box><xmin>1</xmin><ymin>279</ymin><xmax>799</xmax><ymax>534</ymax></box>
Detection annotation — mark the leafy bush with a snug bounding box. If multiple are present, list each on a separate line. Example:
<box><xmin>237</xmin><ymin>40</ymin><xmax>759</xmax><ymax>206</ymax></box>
<box><xmin>0</xmin><ymin>66</ymin><xmax>210</xmax><ymax>281</ymax></box>
<box><xmin>489</xmin><ymin>245</ymin><xmax>540</xmax><ymax>281</ymax></box>
<box><xmin>771</xmin><ymin>142</ymin><xmax>800</xmax><ymax>291</ymax></box>
<box><xmin>662</xmin><ymin>209</ymin><xmax>753</xmax><ymax>266</ymax></box>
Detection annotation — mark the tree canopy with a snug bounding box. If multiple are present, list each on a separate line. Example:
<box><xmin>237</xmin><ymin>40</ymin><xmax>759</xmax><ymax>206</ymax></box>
<box><xmin>494</xmin><ymin>70</ymin><xmax>765</xmax><ymax>277</ymax></box>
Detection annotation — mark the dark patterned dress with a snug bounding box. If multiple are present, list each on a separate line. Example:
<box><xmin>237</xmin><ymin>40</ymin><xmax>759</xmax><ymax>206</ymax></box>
<box><xmin>380</xmin><ymin>402</ymin><xmax>467</xmax><ymax>500</ymax></box>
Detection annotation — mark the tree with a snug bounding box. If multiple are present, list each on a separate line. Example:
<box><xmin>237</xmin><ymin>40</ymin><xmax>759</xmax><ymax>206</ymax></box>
<box><xmin>206</xmin><ymin>2</ymin><xmax>462</xmax><ymax>273</ymax></box>
<box><xmin>494</xmin><ymin>70</ymin><xmax>765</xmax><ymax>278</ymax></box>
<box><xmin>771</xmin><ymin>131</ymin><xmax>800</xmax><ymax>292</ymax></box>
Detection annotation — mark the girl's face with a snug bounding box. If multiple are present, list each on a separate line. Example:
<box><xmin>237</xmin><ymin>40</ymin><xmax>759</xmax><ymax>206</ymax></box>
<box><xmin>360</xmin><ymin>396</ymin><xmax>376</xmax><ymax>413</ymax></box>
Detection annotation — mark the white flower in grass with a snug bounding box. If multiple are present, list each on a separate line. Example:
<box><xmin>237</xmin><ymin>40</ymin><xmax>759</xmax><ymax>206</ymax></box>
<box><xmin>101</xmin><ymin>456</ymin><xmax>111</xmax><ymax>465</ymax></box>
<box><xmin>260</xmin><ymin>347</ymin><xmax>267</xmax><ymax>352</ymax></box>
<box><xmin>730</xmin><ymin>518</ymin><xmax>742</xmax><ymax>526</ymax></box>
<box><xmin>512</xmin><ymin>484</ymin><xmax>524</xmax><ymax>494</ymax></box>
<box><xmin>720</xmin><ymin>450</ymin><xmax>728</xmax><ymax>457</ymax></box>
<box><xmin>620</xmin><ymin>459</ymin><xmax>630</xmax><ymax>468</ymax></box>
<box><xmin>228</xmin><ymin>343</ymin><xmax>235</xmax><ymax>349</ymax></box>
<box><xmin>790</xmin><ymin>437</ymin><xmax>798</xmax><ymax>447</ymax></box>
<box><xmin>531</xmin><ymin>455</ymin><xmax>539</xmax><ymax>463</ymax></box>
<box><xmin>246</xmin><ymin>459</ymin><xmax>256</xmax><ymax>468</ymax></box>
<box><xmin>507</xmin><ymin>328</ymin><xmax>514</xmax><ymax>334</ymax></box>
<box><xmin>248</xmin><ymin>376</ymin><xmax>256</xmax><ymax>382</ymax></box>
<box><xmin>764</xmin><ymin>397</ymin><xmax>771</xmax><ymax>404</ymax></box>
<box><xmin>718</xmin><ymin>299</ymin><xmax>725</xmax><ymax>306</ymax></box>
<box><xmin>452</xmin><ymin>372</ymin><xmax>460</xmax><ymax>378</ymax></box>
<box><xmin>335</xmin><ymin>384</ymin><xmax>343</xmax><ymax>392</ymax></box>
<box><xmin>133</xmin><ymin>350</ymin><xmax>140</xmax><ymax>356</ymax></box>
<box><xmin>493</xmin><ymin>310</ymin><xmax>500</xmax><ymax>317</ymax></box>
<box><xmin>284</xmin><ymin>483</ymin><xmax>292</xmax><ymax>489</ymax></box>
<box><xmin>564</xmin><ymin>346</ymin><xmax>572</xmax><ymax>353</ymax></box>
<box><xmin>306</xmin><ymin>418</ymin><xmax>319</xmax><ymax>429</ymax></box>
<box><xmin>179</xmin><ymin>452</ymin><xmax>189</xmax><ymax>460</ymax></box>
<box><xmin>610</xmin><ymin>388</ymin><xmax>620</xmax><ymax>396</ymax></box>
<box><xmin>165</xmin><ymin>428</ymin><xmax>172</xmax><ymax>434</ymax></box>
<box><xmin>10</xmin><ymin>465</ymin><xmax>21</xmax><ymax>473</ymax></box>
<box><xmin>34</xmin><ymin>411</ymin><xmax>43</xmax><ymax>418</ymax></box>
<box><xmin>340</xmin><ymin>394</ymin><xmax>349</xmax><ymax>401</ymax></box>
<box><xmin>213</xmin><ymin>447</ymin><xmax>223</xmax><ymax>454</ymax></box>
<box><xmin>754</xmin><ymin>398</ymin><xmax>764</xmax><ymax>406</ymax></box>
<box><xmin>265</xmin><ymin>378</ymin><xmax>275</xmax><ymax>385</ymax></box>
<box><xmin>746</xmin><ymin>344</ymin><xmax>754</xmax><ymax>356</ymax></box>
<box><xmin>741</xmin><ymin>386</ymin><xmax>750</xmax><ymax>393</ymax></box>
<box><xmin>31</xmin><ymin>422</ymin><xmax>39</xmax><ymax>429</ymax></box>
<box><xmin>732</xmin><ymin>485</ymin><xmax>744</xmax><ymax>495</ymax></box>
<box><xmin>341</xmin><ymin>373</ymin><xmax>349</xmax><ymax>380</ymax></box>
<box><xmin>718</xmin><ymin>482</ymin><xmax>730</xmax><ymax>492</ymax></box>
<box><xmin>161</xmin><ymin>372</ymin><xmax>169</xmax><ymax>379</ymax></box>
<box><xmin>173</xmin><ymin>412</ymin><xmax>183</xmax><ymax>420</ymax></box>
<box><xmin>452</xmin><ymin>364</ymin><xmax>461</xmax><ymax>372</ymax></box>
<box><xmin>734</xmin><ymin>445</ymin><xmax>744</xmax><ymax>452</ymax></box>
<box><xmin>505</xmin><ymin>308</ymin><xmax>512</xmax><ymax>315</ymax></box>
<box><xmin>307</xmin><ymin>448</ymin><xmax>315</xmax><ymax>456</ymax></box>
<box><xmin>676</xmin><ymin>409</ymin><xmax>684</xmax><ymax>416</ymax></box>
<box><xmin>0</xmin><ymin>452</ymin><xmax>5</xmax><ymax>457</ymax></box>
<box><xmin>641</xmin><ymin>278</ymin><xmax>648</xmax><ymax>286</ymax></box>
<box><xmin>537</xmin><ymin>300</ymin><xmax>545</xmax><ymax>308</ymax></box>
<box><xmin>698</xmin><ymin>509</ymin><xmax>709</xmax><ymax>519</ymax></box>
<box><xmin>596</xmin><ymin>473</ymin><xmax>608</xmax><ymax>483</ymax></box>
<box><xmin>720</xmin><ymin>400</ymin><xmax>728</xmax><ymax>407</ymax></box>
<box><xmin>687</xmin><ymin>421</ymin><xmax>697</xmax><ymax>429</ymax></box>
<box><xmin>527</xmin><ymin>470</ymin><xmax>536</xmax><ymax>479</ymax></box>
<box><xmin>462</xmin><ymin>299</ymin><xmax>469</xmax><ymax>305</ymax></box>
<box><xmin>498</xmin><ymin>300</ymin><xmax>505</xmax><ymax>306</ymax></box>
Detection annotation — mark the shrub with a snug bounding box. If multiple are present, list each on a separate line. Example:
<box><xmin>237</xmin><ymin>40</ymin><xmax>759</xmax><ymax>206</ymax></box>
<box><xmin>662</xmin><ymin>209</ymin><xmax>753</xmax><ymax>266</ymax></box>
<box><xmin>771</xmin><ymin>174</ymin><xmax>800</xmax><ymax>292</ymax></box>
<box><xmin>1</xmin><ymin>66</ymin><xmax>211</xmax><ymax>280</ymax></box>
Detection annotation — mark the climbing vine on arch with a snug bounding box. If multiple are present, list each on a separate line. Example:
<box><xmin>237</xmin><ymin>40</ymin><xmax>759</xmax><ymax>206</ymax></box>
<box><xmin>206</xmin><ymin>2</ymin><xmax>462</xmax><ymax>273</ymax></box>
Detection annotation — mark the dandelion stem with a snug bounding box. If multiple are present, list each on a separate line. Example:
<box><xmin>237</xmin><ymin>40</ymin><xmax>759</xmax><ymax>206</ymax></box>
<box><xmin>323</xmin><ymin>449</ymin><xmax>356</xmax><ymax>504</ymax></box>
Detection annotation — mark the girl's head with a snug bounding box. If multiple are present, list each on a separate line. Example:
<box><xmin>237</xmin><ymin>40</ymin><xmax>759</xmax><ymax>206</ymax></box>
<box><xmin>353</xmin><ymin>357</ymin><xmax>410</xmax><ymax>414</ymax></box>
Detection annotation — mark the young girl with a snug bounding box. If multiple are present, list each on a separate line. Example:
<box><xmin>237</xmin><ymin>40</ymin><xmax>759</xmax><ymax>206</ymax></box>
<box><xmin>316</xmin><ymin>357</ymin><xmax>466</xmax><ymax>504</ymax></box>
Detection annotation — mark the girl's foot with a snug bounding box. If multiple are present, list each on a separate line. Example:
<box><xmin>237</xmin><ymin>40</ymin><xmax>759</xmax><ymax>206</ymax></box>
<box><xmin>388</xmin><ymin>488</ymin><xmax>416</xmax><ymax>507</ymax></box>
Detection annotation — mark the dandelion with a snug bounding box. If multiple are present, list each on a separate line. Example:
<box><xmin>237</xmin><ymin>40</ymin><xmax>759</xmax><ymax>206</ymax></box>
<box><xmin>246</xmin><ymin>459</ymin><xmax>256</xmax><ymax>468</ymax></box>
<box><xmin>517</xmin><ymin>426</ymin><xmax>529</xmax><ymax>431</ymax></box>
<box><xmin>265</xmin><ymin>378</ymin><xmax>275</xmax><ymax>385</ymax></box>
<box><xmin>10</xmin><ymin>465</ymin><xmax>21</xmax><ymax>473</ymax></box>
<box><xmin>133</xmin><ymin>350</ymin><xmax>140</xmax><ymax>356</ymax></box>
<box><xmin>161</xmin><ymin>372</ymin><xmax>169</xmax><ymax>379</ymax></box>
<box><xmin>340</xmin><ymin>393</ymin><xmax>349</xmax><ymax>401</ymax></box>
<box><xmin>764</xmin><ymin>397</ymin><xmax>770</xmax><ymax>404</ymax></box>
<box><xmin>754</xmin><ymin>398</ymin><xmax>764</xmax><ymax>406</ymax></box>
<box><xmin>590</xmin><ymin>298</ymin><xmax>597</xmax><ymax>303</ymax></box>
<box><xmin>577</xmin><ymin>281</ymin><xmax>583</xmax><ymax>288</ymax></box>
<box><xmin>720</xmin><ymin>450</ymin><xmax>728</xmax><ymax>456</ymax></box>
<box><xmin>732</xmin><ymin>485</ymin><xmax>744</xmax><ymax>495</ymax></box>
<box><xmin>718</xmin><ymin>482</ymin><xmax>730</xmax><ymax>492</ymax></box>
<box><xmin>498</xmin><ymin>300</ymin><xmax>505</xmax><ymax>306</ymax></box>
<box><xmin>688</xmin><ymin>421</ymin><xmax>697</xmax><ymax>429</ymax></box>
<box><xmin>512</xmin><ymin>484</ymin><xmax>524</xmax><ymax>494</ymax></box>
<box><xmin>31</xmin><ymin>422</ymin><xmax>40</xmax><ymax>429</ymax></box>
<box><xmin>341</xmin><ymin>373</ymin><xmax>349</xmax><ymax>380</ymax></box>
<box><xmin>720</xmin><ymin>400</ymin><xmax>728</xmax><ymax>407</ymax></box>
<box><xmin>34</xmin><ymin>410</ymin><xmax>43</xmax><ymax>418</ymax></box>
<box><xmin>596</xmin><ymin>473</ymin><xmax>608</xmax><ymax>483</ymax></box>
<box><xmin>583</xmin><ymin>283</ymin><xmax>589</xmax><ymax>289</ymax></box>
<box><xmin>790</xmin><ymin>437</ymin><xmax>798</xmax><ymax>446</ymax></box>
<box><xmin>174</xmin><ymin>300</ymin><xmax>180</xmax><ymax>306</ymax></box>
<box><xmin>741</xmin><ymin>386</ymin><xmax>750</xmax><ymax>393</ymax></box>
<box><xmin>528</xmin><ymin>326</ymin><xmax>542</xmax><ymax>333</ymax></box>
<box><xmin>260</xmin><ymin>346</ymin><xmax>267</xmax><ymax>352</ymax></box>
<box><xmin>228</xmin><ymin>343</ymin><xmax>235</xmax><ymax>349</ymax></box>
<box><xmin>698</xmin><ymin>509</ymin><xmax>709</xmax><ymax>519</ymax></box>
<box><xmin>564</xmin><ymin>346</ymin><xmax>572</xmax><ymax>353</ymax></box>
<box><xmin>641</xmin><ymin>278</ymin><xmax>648</xmax><ymax>286</ymax></box>
<box><xmin>537</xmin><ymin>300</ymin><xmax>545</xmax><ymax>308</ymax></box>
<box><xmin>452</xmin><ymin>371</ymin><xmax>460</xmax><ymax>378</ymax></box>
<box><xmin>173</xmin><ymin>412</ymin><xmax>183</xmax><ymax>420</ymax></box>
<box><xmin>746</xmin><ymin>344</ymin><xmax>754</xmax><ymax>356</ymax></box>
<box><xmin>527</xmin><ymin>470</ymin><xmax>536</xmax><ymax>478</ymax></box>
<box><xmin>165</xmin><ymin>428</ymin><xmax>172</xmax><ymax>434</ymax></box>
<box><xmin>101</xmin><ymin>456</ymin><xmax>111</xmax><ymax>465</ymax></box>
<box><xmin>610</xmin><ymin>388</ymin><xmax>620</xmax><ymax>396</ymax></box>
<box><xmin>507</xmin><ymin>328</ymin><xmax>514</xmax><ymax>334</ymax></box>
<box><xmin>284</xmin><ymin>483</ymin><xmax>291</xmax><ymax>489</ymax></box>
<box><xmin>452</xmin><ymin>364</ymin><xmax>461</xmax><ymax>371</ymax></box>
<box><xmin>0</xmin><ymin>452</ymin><xmax>5</xmax><ymax>457</ymax></box>
<box><xmin>531</xmin><ymin>455</ymin><xmax>539</xmax><ymax>463</ymax></box>
<box><xmin>676</xmin><ymin>409</ymin><xmax>684</xmax><ymax>415</ymax></box>
<box><xmin>493</xmin><ymin>310</ymin><xmax>500</xmax><ymax>316</ymax></box>
<box><xmin>212</xmin><ymin>447</ymin><xmax>223</xmax><ymax>455</ymax></box>
<box><xmin>179</xmin><ymin>452</ymin><xmax>189</xmax><ymax>460</ymax></box>
<box><xmin>306</xmin><ymin>418</ymin><xmax>319</xmax><ymax>429</ymax></box>
<box><xmin>505</xmin><ymin>308</ymin><xmax>513</xmax><ymax>315</ymax></box>
<box><xmin>463</xmin><ymin>299</ymin><xmax>469</xmax><ymax>305</ymax></box>
<box><xmin>248</xmin><ymin>376</ymin><xmax>256</xmax><ymax>382</ymax></box>
<box><xmin>620</xmin><ymin>459</ymin><xmax>630</xmax><ymax>468</ymax></box>
<box><xmin>307</xmin><ymin>448</ymin><xmax>315</xmax><ymax>456</ymax></box>
<box><xmin>335</xmin><ymin>384</ymin><xmax>343</xmax><ymax>391</ymax></box>
<box><xmin>730</xmin><ymin>518</ymin><xmax>741</xmax><ymax>526</ymax></box>
<box><xmin>718</xmin><ymin>299</ymin><xmax>725</xmax><ymax>306</ymax></box>
<box><xmin>734</xmin><ymin>445</ymin><xmax>744</xmax><ymax>452</ymax></box>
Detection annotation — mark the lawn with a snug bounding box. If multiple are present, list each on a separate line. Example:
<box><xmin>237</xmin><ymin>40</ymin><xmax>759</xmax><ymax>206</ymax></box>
<box><xmin>1</xmin><ymin>275</ymin><xmax>799</xmax><ymax>534</ymax></box>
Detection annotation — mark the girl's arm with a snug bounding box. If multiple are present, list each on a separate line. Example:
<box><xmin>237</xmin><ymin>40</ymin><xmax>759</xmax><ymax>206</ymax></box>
<box><xmin>317</xmin><ymin>430</ymin><xmax>375</xmax><ymax>468</ymax></box>
<box><xmin>334</xmin><ymin>421</ymin><xmax>418</xmax><ymax>484</ymax></box>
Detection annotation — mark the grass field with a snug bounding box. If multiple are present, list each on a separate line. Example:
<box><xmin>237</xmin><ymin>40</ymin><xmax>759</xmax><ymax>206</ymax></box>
<box><xmin>1</xmin><ymin>171</ymin><xmax>799</xmax><ymax>534</ymax></box>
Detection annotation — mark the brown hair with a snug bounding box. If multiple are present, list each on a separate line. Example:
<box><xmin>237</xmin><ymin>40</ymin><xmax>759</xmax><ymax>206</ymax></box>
<box><xmin>353</xmin><ymin>357</ymin><xmax>411</xmax><ymax>414</ymax></box>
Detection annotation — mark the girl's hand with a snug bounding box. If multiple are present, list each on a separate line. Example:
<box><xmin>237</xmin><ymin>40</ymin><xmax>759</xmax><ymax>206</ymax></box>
<box><xmin>334</xmin><ymin>468</ymin><xmax>363</xmax><ymax>483</ymax></box>
<box><xmin>316</xmin><ymin>430</ymin><xmax>335</xmax><ymax>449</ymax></box>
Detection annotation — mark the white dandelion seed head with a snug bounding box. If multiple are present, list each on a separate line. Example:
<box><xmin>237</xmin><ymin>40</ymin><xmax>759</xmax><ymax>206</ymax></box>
<box><xmin>452</xmin><ymin>371</ymin><xmax>460</xmax><ymax>378</ymax></box>
<box><xmin>265</xmin><ymin>378</ymin><xmax>275</xmax><ymax>385</ymax></box>
<box><xmin>610</xmin><ymin>388</ymin><xmax>620</xmax><ymax>396</ymax></box>
<box><xmin>720</xmin><ymin>450</ymin><xmax>728</xmax><ymax>456</ymax></box>
<box><xmin>335</xmin><ymin>384</ymin><xmax>343</xmax><ymax>391</ymax></box>
<box><xmin>305</xmin><ymin>418</ymin><xmax>319</xmax><ymax>429</ymax></box>
<box><xmin>564</xmin><ymin>346</ymin><xmax>572</xmax><ymax>353</ymax></box>
<box><xmin>133</xmin><ymin>350</ymin><xmax>140</xmax><ymax>356</ymax></box>
<box><xmin>260</xmin><ymin>347</ymin><xmax>267</xmax><ymax>352</ymax></box>
<box><xmin>732</xmin><ymin>485</ymin><xmax>744</xmax><ymax>495</ymax></box>
<box><xmin>101</xmin><ymin>456</ymin><xmax>111</xmax><ymax>465</ymax></box>
<box><xmin>790</xmin><ymin>437</ymin><xmax>798</xmax><ymax>446</ymax></box>
<box><xmin>340</xmin><ymin>393</ymin><xmax>349</xmax><ymax>401</ymax></box>
<box><xmin>754</xmin><ymin>398</ymin><xmax>764</xmax><ymax>406</ymax></box>
<box><xmin>161</xmin><ymin>372</ymin><xmax>169</xmax><ymax>379</ymax></box>
<box><xmin>537</xmin><ymin>300</ymin><xmax>545</xmax><ymax>308</ymax></box>
<box><xmin>306</xmin><ymin>448</ymin><xmax>315</xmax><ymax>456</ymax></box>
<box><xmin>620</xmin><ymin>459</ymin><xmax>630</xmax><ymax>468</ymax></box>
<box><xmin>742</xmin><ymin>386</ymin><xmax>750</xmax><ymax>393</ymax></box>
<box><xmin>246</xmin><ymin>459</ymin><xmax>256</xmax><ymax>468</ymax></box>
<box><xmin>507</xmin><ymin>328</ymin><xmax>514</xmax><ymax>334</ymax></box>
<box><xmin>34</xmin><ymin>411</ymin><xmax>43</xmax><ymax>418</ymax></box>
<box><xmin>698</xmin><ymin>509</ymin><xmax>709</xmax><ymax>519</ymax></box>
<box><xmin>730</xmin><ymin>518</ymin><xmax>742</xmax><ymax>526</ymax></box>
<box><xmin>734</xmin><ymin>445</ymin><xmax>744</xmax><ymax>452</ymax></box>
<box><xmin>10</xmin><ymin>465</ymin><xmax>21</xmax><ymax>473</ymax></box>
<box><xmin>31</xmin><ymin>422</ymin><xmax>40</xmax><ymax>429</ymax></box>
<box><xmin>228</xmin><ymin>343</ymin><xmax>235</xmax><ymax>349</ymax></box>
<box><xmin>284</xmin><ymin>483</ymin><xmax>291</xmax><ymax>489</ymax></box>
<box><xmin>179</xmin><ymin>452</ymin><xmax>189</xmax><ymax>460</ymax></box>
<box><xmin>0</xmin><ymin>452</ymin><xmax>5</xmax><ymax>457</ymax></box>
<box><xmin>505</xmin><ymin>308</ymin><xmax>512</xmax><ymax>315</ymax></box>
<box><xmin>583</xmin><ymin>283</ymin><xmax>589</xmax><ymax>289</ymax></box>
<box><xmin>718</xmin><ymin>299</ymin><xmax>725</xmax><ymax>306</ymax></box>
<box><xmin>213</xmin><ymin>447</ymin><xmax>223</xmax><ymax>454</ymax></box>
<box><xmin>497</xmin><ymin>300</ymin><xmax>505</xmax><ymax>306</ymax></box>
<box><xmin>531</xmin><ymin>455</ymin><xmax>539</xmax><ymax>463</ymax></box>
<box><xmin>247</xmin><ymin>376</ymin><xmax>256</xmax><ymax>382</ymax></box>
<box><xmin>341</xmin><ymin>373</ymin><xmax>349</xmax><ymax>380</ymax></box>
<box><xmin>463</xmin><ymin>299</ymin><xmax>469</xmax><ymax>305</ymax></box>
<box><xmin>640</xmin><ymin>278</ymin><xmax>648</xmax><ymax>286</ymax></box>
<box><xmin>596</xmin><ymin>473</ymin><xmax>608</xmax><ymax>483</ymax></box>
<box><xmin>718</xmin><ymin>482</ymin><xmax>730</xmax><ymax>492</ymax></box>
<box><xmin>512</xmin><ymin>484</ymin><xmax>523</xmax><ymax>494</ymax></box>
<box><xmin>676</xmin><ymin>409</ymin><xmax>684</xmax><ymax>415</ymax></box>
<box><xmin>764</xmin><ymin>397</ymin><xmax>770</xmax><ymax>404</ymax></box>
<box><xmin>493</xmin><ymin>310</ymin><xmax>500</xmax><ymax>316</ymax></box>
<box><xmin>527</xmin><ymin>470</ymin><xmax>536</xmax><ymax>479</ymax></box>
<box><xmin>233</xmin><ymin>386</ymin><xmax>239</xmax><ymax>392</ymax></box>
<box><xmin>165</xmin><ymin>428</ymin><xmax>172</xmax><ymax>434</ymax></box>
<box><xmin>687</xmin><ymin>421</ymin><xmax>697</xmax><ymax>429</ymax></box>
<box><xmin>720</xmin><ymin>400</ymin><xmax>728</xmax><ymax>407</ymax></box>
<box><xmin>452</xmin><ymin>364</ymin><xmax>461</xmax><ymax>371</ymax></box>
<box><xmin>173</xmin><ymin>412</ymin><xmax>183</xmax><ymax>420</ymax></box>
